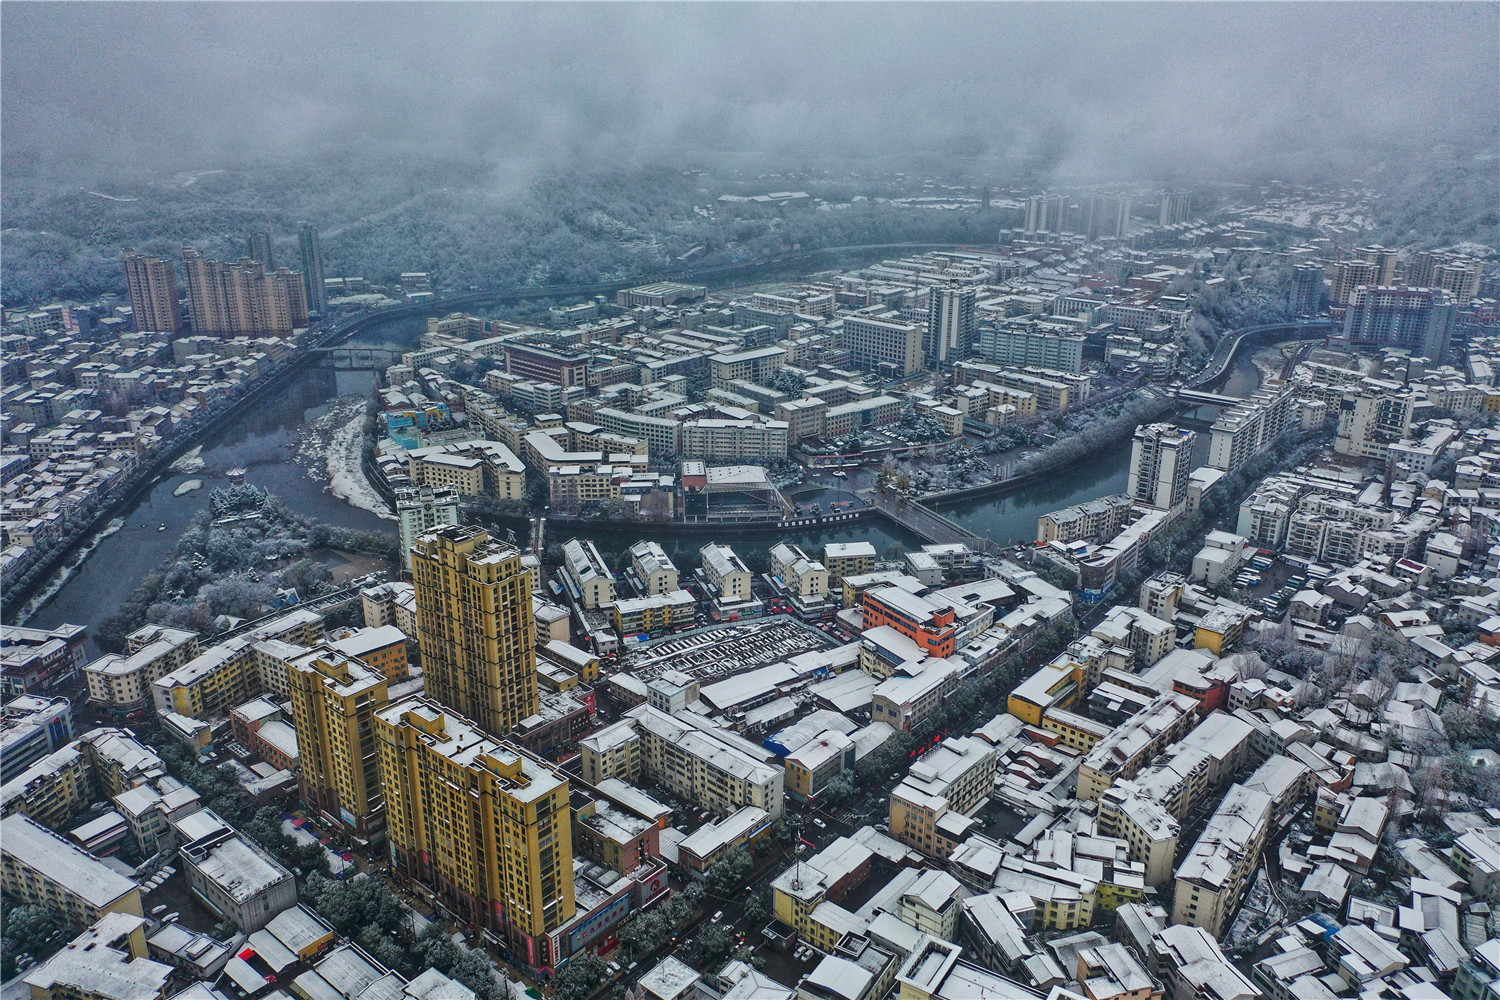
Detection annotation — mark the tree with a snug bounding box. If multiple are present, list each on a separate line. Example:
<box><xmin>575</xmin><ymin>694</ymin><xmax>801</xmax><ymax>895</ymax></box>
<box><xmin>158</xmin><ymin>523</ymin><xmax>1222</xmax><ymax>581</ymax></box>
<box><xmin>1</xmin><ymin>904</ymin><xmax>66</xmax><ymax>978</ymax></box>
<box><xmin>677</xmin><ymin>881</ymin><xmax>707</xmax><ymax>912</ymax></box>
<box><xmin>768</xmin><ymin>368</ymin><xmax>808</xmax><ymax>394</ymax></box>
<box><xmin>555</xmin><ymin>954</ymin><xmax>608</xmax><ymax>1000</ymax></box>
<box><xmin>618</xmin><ymin>910</ymin><xmax>671</xmax><ymax>957</ymax></box>
<box><xmin>701</xmin><ymin>846</ymin><xmax>753</xmax><ymax>898</ymax></box>
<box><xmin>699</xmin><ymin>923</ymin><xmax>736</xmax><ymax>964</ymax></box>
<box><xmin>820</xmin><ymin>774</ymin><xmax>856</xmax><ymax>808</ymax></box>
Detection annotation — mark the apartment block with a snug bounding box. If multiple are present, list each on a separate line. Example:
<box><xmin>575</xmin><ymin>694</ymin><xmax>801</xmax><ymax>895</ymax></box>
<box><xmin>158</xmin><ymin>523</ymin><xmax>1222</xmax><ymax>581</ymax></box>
<box><xmin>21</xmin><ymin>912</ymin><xmax>173</xmax><ymax>1000</ymax></box>
<box><xmin>824</xmin><ymin>542</ymin><xmax>876</xmax><ymax>588</ymax></box>
<box><xmin>287</xmin><ymin>646</ymin><xmax>389</xmax><ymax>847</ymax></box>
<box><xmin>0</xmin><ymin>694</ymin><xmax>74</xmax><ymax>782</ymax></box>
<box><xmin>122</xmin><ymin>249</ymin><xmax>182</xmax><ymax>334</ymax></box>
<box><xmin>1207</xmin><ymin>385</ymin><xmax>1292</xmax><ymax>473</ymax></box>
<box><xmin>181</xmin><ymin>247</ymin><xmax>309</xmax><ymax>336</ymax></box>
<box><xmin>889</xmin><ymin>736</ymin><xmax>997</xmax><ymax>859</ymax></box>
<box><xmin>681</xmin><ymin>417</ymin><xmax>789</xmax><ymax>462</ymax></box>
<box><xmin>169</xmin><ymin>810</ymin><xmax>295</xmax><ymax>932</ymax></box>
<box><xmin>504</xmin><ymin>343</ymin><xmax>589</xmax><ymax>387</ymax></box>
<box><xmin>562</xmin><ymin>538</ymin><xmax>616</xmax><ymax>609</ymax></box>
<box><xmin>406</xmin><ymin>441</ymin><xmax>526</xmax><ymax>500</ymax></box>
<box><xmin>1038</xmin><ymin>495</ymin><xmax>1135</xmax><ymax>544</ymax></box>
<box><xmin>1</xmin><ymin>813</ymin><xmax>144</xmax><ymax>926</ymax></box>
<box><xmin>770</xmin><ymin>542</ymin><xmax>829</xmax><ymax>601</ymax></box>
<box><xmin>700</xmin><ymin>542</ymin><xmax>755</xmax><ymax>614</ymax></box>
<box><xmin>84</xmin><ymin>626</ymin><xmax>200</xmax><ymax>710</ymax></box>
<box><xmin>975</xmin><ymin>322</ymin><xmax>1085</xmax><ymax>374</ymax></box>
<box><xmin>840</xmin><ymin>315</ymin><xmax>924</xmax><ymax>376</ymax></box>
<box><xmin>862</xmin><ymin>586</ymin><xmax>959</xmax><ymax>658</ymax></box>
<box><xmin>709</xmin><ymin>346</ymin><xmax>786</xmax><ymax>388</ymax></box>
<box><xmin>411</xmin><ymin>525</ymin><xmax>539</xmax><ymax>738</ymax></box>
<box><xmin>376</xmin><ymin>698</ymin><xmax>575</xmax><ymax>966</ymax></box>
<box><xmin>578</xmin><ymin>705</ymin><xmax>784</xmax><ymax>819</ymax></box>
<box><xmin>1128</xmin><ymin>424</ymin><xmax>1195</xmax><ymax>511</ymax></box>
<box><xmin>1341</xmin><ymin>285</ymin><xmax>1456</xmax><ymax>361</ymax></box>
<box><xmin>395</xmin><ymin>486</ymin><xmax>460</xmax><ymax>570</ymax></box>
<box><xmin>629</xmin><ymin>540</ymin><xmax>680</xmax><ymax>595</ymax></box>
<box><xmin>1334</xmin><ymin>381</ymin><xmax>1416</xmax><ymax>462</ymax></box>
<box><xmin>1077</xmin><ymin>693</ymin><xmax>1201</xmax><ymax>801</ymax></box>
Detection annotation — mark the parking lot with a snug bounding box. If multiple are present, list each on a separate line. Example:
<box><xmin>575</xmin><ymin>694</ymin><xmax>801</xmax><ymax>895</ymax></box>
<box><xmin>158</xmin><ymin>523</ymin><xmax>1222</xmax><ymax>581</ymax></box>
<box><xmin>620</xmin><ymin>616</ymin><xmax>838</xmax><ymax>682</ymax></box>
<box><xmin>1233</xmin><ymin>552</ymin><xmax>1308</xmax><ymax>618</ymax></box>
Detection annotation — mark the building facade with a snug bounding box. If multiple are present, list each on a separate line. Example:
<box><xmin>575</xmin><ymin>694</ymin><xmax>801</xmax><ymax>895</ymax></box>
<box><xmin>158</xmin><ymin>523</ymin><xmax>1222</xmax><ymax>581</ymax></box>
<box><xmin>122</xmin><ymin>250</ymin><xmax>183</xmax><ymax>334</ymax></box>
<box><xmin>287</xmin><ymin>646</ymin><xmax>390</xmax><ymax>847</ymax></box>
<box><xmin>376</xmin><ymin>698</ymin><xmax>575</xmax><ymax>968</ymax></box>
<box><xmin>411</xmin><ymin>526</ymin><xmax>540</xmax><ymax>739</ymax></box>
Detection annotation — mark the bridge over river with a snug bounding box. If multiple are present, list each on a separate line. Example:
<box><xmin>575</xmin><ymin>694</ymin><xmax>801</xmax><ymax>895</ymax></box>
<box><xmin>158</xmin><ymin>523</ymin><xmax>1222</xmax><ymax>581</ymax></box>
<box><xmin>860</xmin><ymin>489</ymin><xmax>1001</xmax><ymax>554</ymax></box>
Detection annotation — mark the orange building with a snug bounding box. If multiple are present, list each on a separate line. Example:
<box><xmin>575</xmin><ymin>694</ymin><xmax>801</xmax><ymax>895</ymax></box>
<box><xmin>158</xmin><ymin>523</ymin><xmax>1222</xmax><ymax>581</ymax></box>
<box><xmin>861</xmin><ymin>586</ymin><xmax>957</xmax><ymax>657</ymax></box>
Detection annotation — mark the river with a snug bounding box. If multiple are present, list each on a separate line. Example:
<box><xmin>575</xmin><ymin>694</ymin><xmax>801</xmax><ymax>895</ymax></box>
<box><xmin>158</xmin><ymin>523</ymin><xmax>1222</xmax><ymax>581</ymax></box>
<box><xmin>27</xmin><ymin>315</ymin><xmax>1266</xmax><ymax>650</ymax></box>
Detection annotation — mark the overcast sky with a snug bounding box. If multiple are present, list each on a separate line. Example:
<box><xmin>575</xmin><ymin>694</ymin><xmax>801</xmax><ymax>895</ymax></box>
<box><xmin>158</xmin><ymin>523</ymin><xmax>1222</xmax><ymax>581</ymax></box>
<box><xmin>3</xmin><ymin>2</ymin><xmax>1496</xmax><ymax>184</ymax></box>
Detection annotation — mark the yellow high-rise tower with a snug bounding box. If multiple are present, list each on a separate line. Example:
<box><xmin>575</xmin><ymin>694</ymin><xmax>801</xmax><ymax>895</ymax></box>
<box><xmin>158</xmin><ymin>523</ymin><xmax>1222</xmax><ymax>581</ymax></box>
<box><xmin>410</xmin><ymin>525</ymin><xmax>538</xmax><ymax>737</ymax></box>
<box><xmin>286</xmin><ymin>645</ymin><xmax>390</xmax><ymax>847</ymax></box>
<box><xmin>375</xmin><ymin>697</ymin><xmax>575</xmax><ymax>967</ymax></box>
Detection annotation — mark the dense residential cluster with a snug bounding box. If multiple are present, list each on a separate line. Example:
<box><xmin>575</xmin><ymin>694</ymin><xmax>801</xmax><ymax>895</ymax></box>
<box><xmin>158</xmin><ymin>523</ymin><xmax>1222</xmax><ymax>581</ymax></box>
<box><xmin>2</xmin><ymin>183</ymin><xmax>1499</xmax><ymax>1000</ymax></box>
<box><xmin>0</xmin><ymin>225</ymin><xmax>334</xmax><ymax>600</ymax></box>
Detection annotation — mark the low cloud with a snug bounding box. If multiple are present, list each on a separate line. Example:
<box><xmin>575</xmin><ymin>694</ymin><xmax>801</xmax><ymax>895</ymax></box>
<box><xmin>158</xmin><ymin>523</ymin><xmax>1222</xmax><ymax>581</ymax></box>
<box><xmin>3</xmin><ymin>2</ymin><xmax>1495</xmax><ymax>185</ymax></box>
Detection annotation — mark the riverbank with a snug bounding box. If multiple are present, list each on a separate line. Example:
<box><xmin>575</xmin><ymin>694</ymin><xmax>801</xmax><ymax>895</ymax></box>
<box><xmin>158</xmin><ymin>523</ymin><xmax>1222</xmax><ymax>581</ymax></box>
<box><xmin>296</xmin><ymin>394</ymin><xmax>394</xmax><ymax>521</ymax></box>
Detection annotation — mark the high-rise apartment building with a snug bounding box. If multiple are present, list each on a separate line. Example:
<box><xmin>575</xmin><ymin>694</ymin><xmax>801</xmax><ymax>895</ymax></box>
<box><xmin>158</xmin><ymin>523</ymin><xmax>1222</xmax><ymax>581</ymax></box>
<box><xmin>1329</xmin><ymin>260</ymin><xmax>1379</xmax><ymax>307</ymax></box>
<box><xmin>1410</xmin><ymin>251</ymin><xmax>1483</xmax><ymax>306</ymax></box>
<box><xmin>298</xmin><ymin>221</ymin><xmax>328</xmax><ymax>313</ymax></box>
<box><xmin>840</xmin><ymin>315</ymin><xmax>924</xmax><ymax>376</ymax></box>
<box><xmin>1080</xmin><ymin>194</ymin><xmax>1132</xmax><ymax>239</ymax></box>
<box><xmin>1158</xmin><ymin>190</ymin><xmax>1192</xmax><ymax>227</ymax></box>
<box><xmin>1207</xmin><ymin>385</ymin><xmax>1292</xmax><ymax>473</ymax></box>
<box><xmin>1353</xmin><ymin>245</ymin><xmax>1398</xmax><ymax>286</ymax></box>
<box><xmin>410</xmin><ymin>525</ymin><xmax>538</xmax><ymax>738</ymax></box>
<box><xmin>1129</xmin><ymin>423</ymin><xmax>1196</xmax><ymax>510</ymax></box>
<box><xmin>181</xmin><ymin>247</ymin><xmax>310</xmax><ymax>337</ymax></box>
<box><xmin>395</xmin><ymin>486</ymin><xmax>460</xmax><ymax>571</ymax></box>
<box><xmin>925</xmin><ymin>284</ymin><xmax>977</xmax><ymax>366</ymax></box>
<box><xmin>1342</xmin><ymin>286</ymin><xmax>1456</xmax><ymax>362</ymax></box>
<box><xmin>376</xmin><ymin>697</ymin><xmax>575</xmax><ymax>966</ymax></box>
<box><xmin>247</xmin><ymin>229</ymin><xmax>275</xmax><ymax>269</ymax></box>
<box><xmin>1335</xmin><ymin>381</ymin><xmax>1416</xmax><ymax>462</ymax></box>
<box><xmin>121</xmin><ymin>250</ymin><xmax>183</xmax><ymax>334</ymax></box>
<box><xmin>974</xmin><ymin>322</ymin><xmax>1085</xmax><ymax>373</ymax></box>
<box><xmin>1024</xmin><ymin>195</ymin><xmax>1067</xmax><ymax>233</ymax></box>
<box><xmin>286</xmin><ymin>646</ymin><xmax>390</xmax><ymax>846</ymax></box>
<box><xmin>1291</xmin><ymin>263</ymin><xmax>1324</xmax><ymax>315</ymax></box>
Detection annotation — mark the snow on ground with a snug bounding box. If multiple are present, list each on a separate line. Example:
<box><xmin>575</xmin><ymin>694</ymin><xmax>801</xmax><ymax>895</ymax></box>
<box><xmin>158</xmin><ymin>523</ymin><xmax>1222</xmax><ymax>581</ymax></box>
<box><xmin>173</xmin><ymin>479</ymin><xmax>203</xmax><ymax>496</ymax></box>
<box><xmin>169</xmin><ymin>445</ymin><xmax>205</xmax><ymax>473</ymax></box>
<box><xmin>326</xmin><ymin>409</ymin><xmax>395</xmax><ymax>520</ymax></box>
<box><xmin>294</xmin><ymin>395</ymin><xmax>395</xmax><ymax>521</ymax></box>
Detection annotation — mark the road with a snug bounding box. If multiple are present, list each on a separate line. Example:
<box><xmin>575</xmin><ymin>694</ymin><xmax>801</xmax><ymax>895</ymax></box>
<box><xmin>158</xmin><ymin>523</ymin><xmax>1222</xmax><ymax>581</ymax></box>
<box><xmin>1187</xmin><ymin>320</ymin><xmax>1331</xmax><ymax>389</ymax></box>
